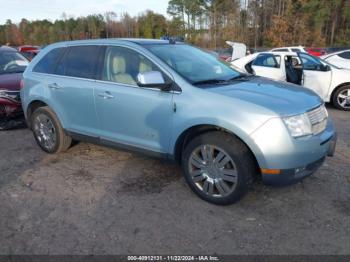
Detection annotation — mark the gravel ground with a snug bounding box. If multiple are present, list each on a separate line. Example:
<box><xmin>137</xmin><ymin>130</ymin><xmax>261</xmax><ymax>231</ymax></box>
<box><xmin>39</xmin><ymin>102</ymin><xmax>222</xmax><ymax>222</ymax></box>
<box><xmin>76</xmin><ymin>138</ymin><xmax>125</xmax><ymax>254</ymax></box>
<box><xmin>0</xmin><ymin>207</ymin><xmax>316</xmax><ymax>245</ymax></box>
<box><xmin>0</xmin><ymin>106</ymin><xmax>349</xmax><ymax>255</ymax></box>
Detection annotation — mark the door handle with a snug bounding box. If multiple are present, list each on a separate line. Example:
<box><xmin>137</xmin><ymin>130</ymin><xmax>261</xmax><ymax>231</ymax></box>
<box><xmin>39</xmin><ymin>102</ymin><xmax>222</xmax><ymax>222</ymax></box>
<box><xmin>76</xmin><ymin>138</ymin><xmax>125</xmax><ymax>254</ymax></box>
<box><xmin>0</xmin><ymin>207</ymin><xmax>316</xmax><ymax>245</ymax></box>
<box><xmin>48</xmin><ymin>83</ymin><xmax>62</xmax><ymax>90</ymax></box>
<box><xmin>98</xmin><ymin>91</ymin><xmax>115</xmax><ymax>99</ymax></box>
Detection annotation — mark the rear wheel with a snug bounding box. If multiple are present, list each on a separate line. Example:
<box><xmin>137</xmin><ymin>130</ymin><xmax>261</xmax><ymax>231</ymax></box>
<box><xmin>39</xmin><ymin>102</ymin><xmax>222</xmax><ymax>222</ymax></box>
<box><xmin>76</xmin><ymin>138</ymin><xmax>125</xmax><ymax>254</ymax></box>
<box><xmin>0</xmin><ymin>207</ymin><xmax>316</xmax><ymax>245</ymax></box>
<box><xmin>333</xmin><ymin>85</ymin><xmax>350</xmax><ymax>111</ymax></box>
<box><xmin>31</xmin><ymin>106</ymin><xmax>72</xmax><ymax>153</ymax></box>
<box><xmin>181</xmin><ymin>131</ymin><xmax>256</xmax><ymax>205</ymax></box>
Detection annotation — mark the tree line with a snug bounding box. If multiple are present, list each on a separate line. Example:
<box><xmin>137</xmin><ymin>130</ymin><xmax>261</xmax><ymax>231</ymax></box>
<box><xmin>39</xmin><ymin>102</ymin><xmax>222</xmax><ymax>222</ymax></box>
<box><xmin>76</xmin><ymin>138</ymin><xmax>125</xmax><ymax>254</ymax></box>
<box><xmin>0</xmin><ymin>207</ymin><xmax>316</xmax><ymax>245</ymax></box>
<box><xmin>0</xmin><ymin>0</ymin><xmax>349</xmax><ymax>49</ymax></box>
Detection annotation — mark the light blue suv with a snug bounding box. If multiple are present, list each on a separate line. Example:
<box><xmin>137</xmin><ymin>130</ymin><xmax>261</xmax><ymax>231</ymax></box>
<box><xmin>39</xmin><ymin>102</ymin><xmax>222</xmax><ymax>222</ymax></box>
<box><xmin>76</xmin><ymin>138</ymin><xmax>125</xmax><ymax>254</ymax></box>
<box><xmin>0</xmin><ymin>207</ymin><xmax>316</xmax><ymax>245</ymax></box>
<box><xmin>21</xmin><ymin>39</ymin><xmax>337</xmax><ymax>205</ymax></box>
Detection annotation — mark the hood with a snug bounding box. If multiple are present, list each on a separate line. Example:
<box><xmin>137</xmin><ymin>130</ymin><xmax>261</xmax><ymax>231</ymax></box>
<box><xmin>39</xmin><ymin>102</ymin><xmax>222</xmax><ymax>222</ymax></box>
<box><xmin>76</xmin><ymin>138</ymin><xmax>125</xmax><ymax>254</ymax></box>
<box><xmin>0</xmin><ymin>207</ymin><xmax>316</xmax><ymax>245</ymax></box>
<box><xmin>0</xmin><ymin>73</ymin><xmax>22</xmax><ymax>91</ymax></box>
<box><xmin>333</xmin><ymin>67</ymin><xmax>350</xmax><ymax>75</ymax></box>
<box><xmin>206</xmin><ymin>76</ymin><xmax>323</xmax><ymax>116</ymax></box>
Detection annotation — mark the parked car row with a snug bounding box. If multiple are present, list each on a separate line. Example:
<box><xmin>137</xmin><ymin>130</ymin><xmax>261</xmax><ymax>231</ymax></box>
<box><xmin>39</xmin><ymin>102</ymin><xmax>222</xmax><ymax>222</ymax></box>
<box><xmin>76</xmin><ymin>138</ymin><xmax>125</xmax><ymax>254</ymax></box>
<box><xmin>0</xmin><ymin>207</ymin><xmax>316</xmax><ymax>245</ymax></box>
<box><xmin>232</xmin><ymin>51</ymin><xmax>350</xmax><ymax>110</ymax></box>
<box><xmin>270</xmin><ymin>46</ymin><xmax>328</xmax><ymax>57</ymax></box>
<box><xmin>0</xmin><ymin>39</ymin><xmax>346</xmax><ymax>204</ymax></box>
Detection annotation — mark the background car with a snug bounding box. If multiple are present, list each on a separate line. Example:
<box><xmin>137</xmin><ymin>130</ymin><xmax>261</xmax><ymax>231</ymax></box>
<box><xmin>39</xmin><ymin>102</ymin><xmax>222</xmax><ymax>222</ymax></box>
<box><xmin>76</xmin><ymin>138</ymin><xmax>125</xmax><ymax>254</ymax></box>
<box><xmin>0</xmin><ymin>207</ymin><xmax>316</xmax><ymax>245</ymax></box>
<box><xmin>326</xmin><ymin>47</ymin><xmax>350</xmax><ymax>54</ymax></box>
<box><xmin>231</xmin><ymin>51</ymin><xmax>350</xmax><ymax>110</ymax></box>
<box><xmin>0</xmin><ymin>45</ymin><xmax>29</xmax><ymax>130</ymax></box>
<box><xmin>17</xmin><ymin>45</ymin><xmax>40</xmax><ymax>61</ymax></box>
<box><xmin>21</xmin><ymin>49</ymin><xmax>40</xmax><ymax>61</ymax></box>
<box><xmin>321</xmin><ymin>49</ymin><xmax>350</xmax><ymax>70</ymax></box>
<box><xmin>271</xmin><ymin>46</ymin><xmax>307</xmax><ymax>53</ymax></box>
<box><xmin>17</xmin><ymin>45</ymin><xmax>39</xmax><ymax>52</ymax></box>
<box><xmin>214</xmin><ymin>47</ymin><xmax>233</xmax><ymax>61</ymax></box>
<box><xmin>306</xmin><ymin>47</ymin><xmax>327</xmax><ymax>57</ymax></box>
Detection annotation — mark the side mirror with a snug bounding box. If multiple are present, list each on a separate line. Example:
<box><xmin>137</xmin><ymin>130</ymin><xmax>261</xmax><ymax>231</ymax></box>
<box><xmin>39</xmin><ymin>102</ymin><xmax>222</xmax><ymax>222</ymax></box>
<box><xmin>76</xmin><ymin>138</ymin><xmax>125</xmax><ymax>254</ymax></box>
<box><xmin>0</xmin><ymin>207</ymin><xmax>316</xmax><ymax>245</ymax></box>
<box><xmin>137</xmin><ymin>71</ymin><xmax>172</xmax><ymax>90</ymax></box>
<box><xmin>323</xmin><ymin>65</ymin><xmax>331</xmax><ymax>71</ymax></box>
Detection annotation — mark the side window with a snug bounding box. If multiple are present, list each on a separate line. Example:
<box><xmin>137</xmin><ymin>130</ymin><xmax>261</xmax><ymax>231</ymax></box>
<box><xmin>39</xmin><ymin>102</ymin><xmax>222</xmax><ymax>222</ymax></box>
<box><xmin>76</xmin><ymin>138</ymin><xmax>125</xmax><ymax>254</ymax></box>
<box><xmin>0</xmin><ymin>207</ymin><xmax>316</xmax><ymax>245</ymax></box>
<box><xmin>33</xmin><ymin>47</ymin><xmax>65</xmax><ymax>74</ymax></box>
<box><xmin>56</xmin><ymin>45</ymin><xmax>101</xmax><ymax>79</ymax></box>
<box><xmin>338</xmin><ymin>51</ymin><xmax>350</xmax><ymax>59</ymax></box>
<box><xmin>299</xmin><ymin>53</ymin><xmax>323</xmax><ymax>71</ymax></box>
<box><xmin>101</xmin><ymin>46</ymin><xmax>161</xmax><ymax>86</ymax></box>
<box><xmin>291</xmin><ymin>48</ymin><xmax>300</xmax><ymax>52</ymax></box>
<box><xmin>253</xmin><ymin>54</ymin><xmax>280</xmax><ymax>68</ymax></box>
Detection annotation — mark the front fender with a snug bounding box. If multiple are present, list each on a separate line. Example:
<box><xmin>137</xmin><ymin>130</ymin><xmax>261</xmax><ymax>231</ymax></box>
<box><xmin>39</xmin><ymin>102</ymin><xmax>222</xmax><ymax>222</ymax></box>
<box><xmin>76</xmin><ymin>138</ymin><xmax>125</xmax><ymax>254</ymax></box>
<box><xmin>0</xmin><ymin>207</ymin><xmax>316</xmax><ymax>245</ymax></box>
<box><xmin>169</xmin><ymin>117</ymin><xmax>266</xmax><ymax>168</ymax></box>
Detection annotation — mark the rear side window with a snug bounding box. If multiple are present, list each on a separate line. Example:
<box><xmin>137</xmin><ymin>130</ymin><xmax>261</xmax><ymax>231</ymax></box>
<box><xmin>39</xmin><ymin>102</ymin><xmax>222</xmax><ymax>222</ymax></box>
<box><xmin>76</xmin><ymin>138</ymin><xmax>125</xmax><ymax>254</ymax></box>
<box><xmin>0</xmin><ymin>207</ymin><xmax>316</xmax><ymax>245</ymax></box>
<box><xmin>338</xmin><ymin>51</ymin><xmax>350</xmax><ymax>59</ymax></box>
<box><xmin>56</xmin><ymin>45</ymin><xmax>101</xmax><ymax>79</ymax></box>
<box><xmin>273</xmin><ymin>48</ymin><xmax>288</xmax><ymax>52</ymax></box>
<box><xmin>253</xmin><ymin>54</ymin><xmax>280</xmax><ymax>68</ymax></box>
<box><xmin>33</xmin><ymin>47</ymin><xmax>65</xmax><ymax>74</ymax></box>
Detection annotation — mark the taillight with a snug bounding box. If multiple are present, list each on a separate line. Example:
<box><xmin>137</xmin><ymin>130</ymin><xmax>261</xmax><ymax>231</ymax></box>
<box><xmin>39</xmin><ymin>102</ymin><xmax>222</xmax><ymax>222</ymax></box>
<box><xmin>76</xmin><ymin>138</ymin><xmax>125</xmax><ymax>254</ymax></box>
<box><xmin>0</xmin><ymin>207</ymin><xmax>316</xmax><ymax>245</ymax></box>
<box><xmin>20</xmin><ymin>79</ymin><xmax>24</xmax><ymax>89</ymax></box>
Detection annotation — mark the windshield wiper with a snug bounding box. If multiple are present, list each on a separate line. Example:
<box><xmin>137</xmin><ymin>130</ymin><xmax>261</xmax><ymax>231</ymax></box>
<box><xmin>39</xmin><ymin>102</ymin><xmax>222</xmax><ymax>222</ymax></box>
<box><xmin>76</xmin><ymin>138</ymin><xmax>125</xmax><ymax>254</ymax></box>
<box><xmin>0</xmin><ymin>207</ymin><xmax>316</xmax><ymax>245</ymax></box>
<box><xmin>192</xmin><ymin>79</ymin><xmax>228</xmax><ymax>85</ymax></box>
<box><xmin>192</xmin><ymin>74</ymin><xmax>254</xmax><ymax>86</ymax></box>
<box><xmin>226</xmin><ymin>74</ymin><xmax>252</xmax><ymax>81</ymax></box>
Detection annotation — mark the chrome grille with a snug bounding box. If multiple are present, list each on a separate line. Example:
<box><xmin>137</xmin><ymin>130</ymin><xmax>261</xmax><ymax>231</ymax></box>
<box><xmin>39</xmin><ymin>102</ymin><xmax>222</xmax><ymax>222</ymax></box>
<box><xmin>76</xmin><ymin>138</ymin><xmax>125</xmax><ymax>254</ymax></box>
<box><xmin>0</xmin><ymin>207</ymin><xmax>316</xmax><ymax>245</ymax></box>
<box><xmin>307</xmin><ymin>105</ymin><xmax>328</xmax><ymax>135</ymax></box>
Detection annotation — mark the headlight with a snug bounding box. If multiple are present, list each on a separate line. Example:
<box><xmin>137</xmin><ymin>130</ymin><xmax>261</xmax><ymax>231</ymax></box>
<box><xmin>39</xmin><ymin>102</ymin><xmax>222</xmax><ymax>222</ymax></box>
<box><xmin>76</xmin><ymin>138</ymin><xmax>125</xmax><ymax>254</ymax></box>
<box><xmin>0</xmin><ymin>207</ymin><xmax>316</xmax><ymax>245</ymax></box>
<box><xmin>283</xmin><ymin>113</ymin><xmax>312</xmax><ymax>138</ymax></box>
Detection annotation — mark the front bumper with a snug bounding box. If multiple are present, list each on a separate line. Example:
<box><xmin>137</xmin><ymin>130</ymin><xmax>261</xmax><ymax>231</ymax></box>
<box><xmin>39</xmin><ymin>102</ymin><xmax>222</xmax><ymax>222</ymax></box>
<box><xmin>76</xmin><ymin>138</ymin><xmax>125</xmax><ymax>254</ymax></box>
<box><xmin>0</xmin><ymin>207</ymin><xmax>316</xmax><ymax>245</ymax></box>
<box><xmin>262</xmin><ymin>133</ymin><xmax>337</xmax><ymax>186</ymax></box>
<box><xmin>248</xmin><ymin>115</ymin><xmax>337</xmax><ymax>186</ymax></box>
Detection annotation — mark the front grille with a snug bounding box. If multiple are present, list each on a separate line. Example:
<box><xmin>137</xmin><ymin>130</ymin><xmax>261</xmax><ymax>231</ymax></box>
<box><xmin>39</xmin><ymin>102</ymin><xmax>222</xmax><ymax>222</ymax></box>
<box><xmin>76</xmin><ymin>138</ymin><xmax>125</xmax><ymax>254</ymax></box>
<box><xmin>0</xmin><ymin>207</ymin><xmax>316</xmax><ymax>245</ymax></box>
<box><xmin>0</xmin><ymin>104</ymin><xmax>5</xmax><ymax>116</ymax></box>
<box><xmin>307</xmin><ymin>105</ymin><xmax>328</xmax><ymax>135</ymax></box>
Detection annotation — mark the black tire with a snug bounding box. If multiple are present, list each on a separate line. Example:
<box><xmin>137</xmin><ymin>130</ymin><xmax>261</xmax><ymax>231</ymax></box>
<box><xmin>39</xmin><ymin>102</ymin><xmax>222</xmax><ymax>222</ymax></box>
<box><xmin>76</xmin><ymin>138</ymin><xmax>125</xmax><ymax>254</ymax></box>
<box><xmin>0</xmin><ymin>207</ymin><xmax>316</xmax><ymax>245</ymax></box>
<box><xmin>332</xmin><ymin>85</ymin><xmax>350</xmax><ymax>111</ymax></box>
<box><xmin>31</xmin><ymin>106</ymin><xmax>72</xmax><ymax>153</ymax></box>
<box><xmin>181</xmin><ymin>131</ymin><xmax>256</xmax><ymax>205</ymax></box>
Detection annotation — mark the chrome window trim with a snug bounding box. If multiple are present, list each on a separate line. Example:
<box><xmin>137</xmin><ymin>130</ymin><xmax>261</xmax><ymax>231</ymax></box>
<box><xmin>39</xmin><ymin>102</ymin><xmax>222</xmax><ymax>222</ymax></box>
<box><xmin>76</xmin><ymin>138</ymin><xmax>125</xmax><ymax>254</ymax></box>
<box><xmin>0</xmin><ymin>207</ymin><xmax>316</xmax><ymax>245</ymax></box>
<box><xmin>32</xmin><ymin>71</ymin><xmax>181</xmax><ymax>94</ymax></box>
<box><xmin>95</xmin><ymin>78</ymin><xmax>181</xmax><ymax>94</ymax></box>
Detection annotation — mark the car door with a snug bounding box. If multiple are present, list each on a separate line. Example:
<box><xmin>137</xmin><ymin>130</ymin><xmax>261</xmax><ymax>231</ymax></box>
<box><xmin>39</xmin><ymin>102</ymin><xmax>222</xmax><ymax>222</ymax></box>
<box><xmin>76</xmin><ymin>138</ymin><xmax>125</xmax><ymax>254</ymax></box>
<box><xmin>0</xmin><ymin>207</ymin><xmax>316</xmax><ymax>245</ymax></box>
<box><xmin>45</xmin><ymin>45</ymin><xmax>103</xmax><ymax>136</ymax></box>
<box><xmin>251</xmin><ymin>53</ymin><xmax>285</xmax><ymax>81</ymax></box>
<box><xmin>298</xmin><ymin>53</ymin><xmax>332</xmax><ymax>100</ymax></box>
<box><xmin>94</xmin><ymin>45</ymin><xmax>174</xmax><ymax>154</ymax></box>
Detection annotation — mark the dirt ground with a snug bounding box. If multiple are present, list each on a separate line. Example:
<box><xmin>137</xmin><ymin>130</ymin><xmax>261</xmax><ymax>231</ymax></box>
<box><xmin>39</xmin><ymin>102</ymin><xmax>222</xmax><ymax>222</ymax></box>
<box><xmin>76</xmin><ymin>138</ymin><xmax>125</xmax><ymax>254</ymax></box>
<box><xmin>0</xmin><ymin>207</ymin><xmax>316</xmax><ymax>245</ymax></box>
<box><xmin>0</xmin><ymin>106</ymin><xmax>349</xmax><ymax>255</ymax></box>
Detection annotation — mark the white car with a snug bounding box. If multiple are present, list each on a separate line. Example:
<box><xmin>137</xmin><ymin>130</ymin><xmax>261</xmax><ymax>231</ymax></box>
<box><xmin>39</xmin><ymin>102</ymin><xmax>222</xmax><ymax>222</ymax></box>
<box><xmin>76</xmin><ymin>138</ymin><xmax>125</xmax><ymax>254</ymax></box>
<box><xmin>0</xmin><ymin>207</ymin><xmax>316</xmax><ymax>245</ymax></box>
<box><xmin>231</xmin><ymin>51</ymin><xmax>350</xmax><ymax>110</ymax></box>
<box><xmin>321</xmin><ymin>50</ymin><xmax>350</xmax><ymax>70</ymax></box>
<box><xmin>271</xmin><ymin>46</ymin><xmax>307</xmax><ymax>53</ymax></box>
<box><xmin>226</xmin><ymin>41</ymin><xmax>247</xmax><ymax>61</ymax></box>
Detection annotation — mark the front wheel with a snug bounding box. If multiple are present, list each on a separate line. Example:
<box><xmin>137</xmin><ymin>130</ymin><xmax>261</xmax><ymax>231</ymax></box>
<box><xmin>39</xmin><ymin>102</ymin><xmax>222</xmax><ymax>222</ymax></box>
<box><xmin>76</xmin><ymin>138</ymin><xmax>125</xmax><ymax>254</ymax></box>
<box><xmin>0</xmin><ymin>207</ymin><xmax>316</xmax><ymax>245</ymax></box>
<box><xmin>31</xmin><ymin>106</ymin><xmax>72</xmax><ymax>153</ymax></box>
<box><xmin>181</xmin><ymin>131</ymin><xmax>256</xmax><ymax>205</ymax></box>
<box><xmin>333</xmin><ymin>85</ymin><xmax>350</xmax><ymax>111</ymax></box>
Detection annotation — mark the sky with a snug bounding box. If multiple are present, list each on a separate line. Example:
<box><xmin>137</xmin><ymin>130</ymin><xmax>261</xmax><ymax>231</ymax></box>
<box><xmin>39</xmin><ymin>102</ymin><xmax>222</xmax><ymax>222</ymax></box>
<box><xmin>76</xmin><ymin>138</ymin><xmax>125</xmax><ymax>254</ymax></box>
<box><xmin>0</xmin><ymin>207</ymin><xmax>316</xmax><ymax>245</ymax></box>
<box><xmin>0</xmin><ymin>0</ymin><xmax>169</xmax><ymax>24</ymax></box>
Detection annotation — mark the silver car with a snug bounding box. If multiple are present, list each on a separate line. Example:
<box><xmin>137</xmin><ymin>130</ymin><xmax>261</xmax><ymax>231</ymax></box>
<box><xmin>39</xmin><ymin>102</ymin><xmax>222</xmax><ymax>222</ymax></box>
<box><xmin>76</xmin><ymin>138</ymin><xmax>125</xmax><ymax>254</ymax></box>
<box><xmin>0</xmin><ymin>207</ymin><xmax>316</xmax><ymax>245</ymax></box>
<box><xmin>21</xmin><ymin>39</ymin><xmax>337</xmax><ymax>205</ymax></box>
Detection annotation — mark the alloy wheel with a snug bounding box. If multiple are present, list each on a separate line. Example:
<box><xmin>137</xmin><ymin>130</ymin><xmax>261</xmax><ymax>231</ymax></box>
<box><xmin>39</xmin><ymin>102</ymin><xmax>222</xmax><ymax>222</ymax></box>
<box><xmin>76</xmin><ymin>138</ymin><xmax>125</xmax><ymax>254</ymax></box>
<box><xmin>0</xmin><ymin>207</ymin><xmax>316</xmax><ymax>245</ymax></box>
<box><xmin>33</xmin><ymin>114</ymin><xmax>57</xmax><ymax>151</ymax></box>
<box><xmin>188</xmin><ymin>145</ymin><xmax>238</xmax><ymax>198</ymax></box>
<box><xmin>337</xmin><ymin>88</ymin><xmax>350</xmax><ymax>109</ymax></box>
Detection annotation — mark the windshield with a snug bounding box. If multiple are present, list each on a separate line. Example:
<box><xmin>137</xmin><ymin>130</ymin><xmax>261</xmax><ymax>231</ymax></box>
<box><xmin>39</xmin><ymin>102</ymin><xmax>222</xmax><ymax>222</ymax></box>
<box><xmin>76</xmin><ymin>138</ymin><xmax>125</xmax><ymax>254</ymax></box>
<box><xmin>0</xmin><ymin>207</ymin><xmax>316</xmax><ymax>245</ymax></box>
<box><xmin>144</xmin><ymin>44</ymin><xmax>241</xmax><ymax>85</ymax></box>
<box><xmin>0</xmin><ymin>51</ymin><xmax>29</xmax><ymax>75</ymax></box>
<box><xmin>319</xmin><ymin>57</ymin><xmax>341</xmax><ymax>69</ymax></box>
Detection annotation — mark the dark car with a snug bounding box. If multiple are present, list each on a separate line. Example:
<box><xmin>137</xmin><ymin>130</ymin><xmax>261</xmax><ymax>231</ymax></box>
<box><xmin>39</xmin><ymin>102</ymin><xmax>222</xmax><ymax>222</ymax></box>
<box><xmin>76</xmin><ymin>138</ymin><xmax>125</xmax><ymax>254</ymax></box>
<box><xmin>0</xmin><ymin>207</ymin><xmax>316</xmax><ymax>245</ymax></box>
<box><xmin>0</xmin><ymin>45</ymin><xmax>29</xmax><ymax>130</ymax></box>
<box><xmin>18</xmin><ymin>45</ymin><xmax>40</xmax><ymax>61</ymax></box>
<box><xmin>306</xmin><ymin>47</ymin><xmax>327</xmax><ymax>57</ymax></box>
